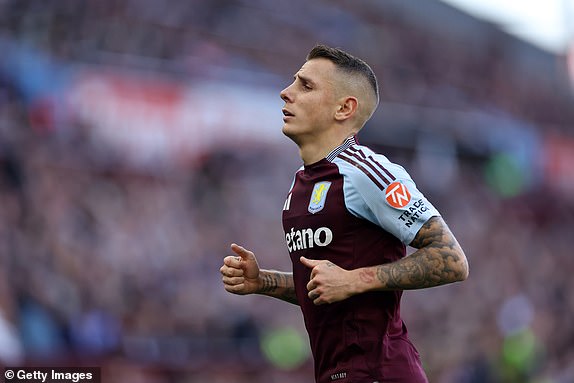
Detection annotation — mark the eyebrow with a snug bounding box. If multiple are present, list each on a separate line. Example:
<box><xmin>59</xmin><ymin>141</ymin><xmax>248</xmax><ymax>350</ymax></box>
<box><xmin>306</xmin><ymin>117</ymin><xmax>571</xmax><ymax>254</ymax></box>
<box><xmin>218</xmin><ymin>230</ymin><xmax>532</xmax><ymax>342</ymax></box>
<box><xmin>294</xmin><ymin>73</ymin><xmax>315</xmax><ymax>86</ymax></box>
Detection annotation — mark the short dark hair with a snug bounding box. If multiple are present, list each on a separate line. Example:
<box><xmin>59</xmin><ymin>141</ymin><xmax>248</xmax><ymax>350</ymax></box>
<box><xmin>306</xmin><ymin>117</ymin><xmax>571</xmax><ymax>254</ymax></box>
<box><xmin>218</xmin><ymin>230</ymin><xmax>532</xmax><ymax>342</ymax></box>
<box><xmin>307</xmin><ymin>44</ymin><xmax>379</xmax><ymax>101</ymax></box>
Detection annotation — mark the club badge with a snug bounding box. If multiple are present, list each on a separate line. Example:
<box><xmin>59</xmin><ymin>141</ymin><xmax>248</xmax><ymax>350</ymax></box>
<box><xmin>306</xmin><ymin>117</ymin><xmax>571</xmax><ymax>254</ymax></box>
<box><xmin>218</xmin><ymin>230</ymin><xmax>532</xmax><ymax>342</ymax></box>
<box><xmin>308</xmin><ymin>181</ymin><xmax>331</xmax><ymax>214</ymax></box>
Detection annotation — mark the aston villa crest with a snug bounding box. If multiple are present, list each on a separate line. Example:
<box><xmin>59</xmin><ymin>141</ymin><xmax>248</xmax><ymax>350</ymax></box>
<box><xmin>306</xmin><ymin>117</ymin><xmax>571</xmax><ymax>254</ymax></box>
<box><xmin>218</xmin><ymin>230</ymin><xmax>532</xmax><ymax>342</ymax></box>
<box><xmin>308</xmin><ymin>181</ymin><xmax>331</xmax><ymax>214</ymax></box>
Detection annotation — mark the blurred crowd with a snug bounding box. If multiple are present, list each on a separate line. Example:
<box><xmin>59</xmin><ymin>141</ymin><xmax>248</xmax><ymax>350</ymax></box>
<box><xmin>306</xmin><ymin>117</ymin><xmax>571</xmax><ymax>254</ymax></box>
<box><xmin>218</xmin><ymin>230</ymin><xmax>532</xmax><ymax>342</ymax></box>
<box><xmin>1</xmin><ymin>1</ymin><xmax>574</xmax><ymax>382</ymax></box>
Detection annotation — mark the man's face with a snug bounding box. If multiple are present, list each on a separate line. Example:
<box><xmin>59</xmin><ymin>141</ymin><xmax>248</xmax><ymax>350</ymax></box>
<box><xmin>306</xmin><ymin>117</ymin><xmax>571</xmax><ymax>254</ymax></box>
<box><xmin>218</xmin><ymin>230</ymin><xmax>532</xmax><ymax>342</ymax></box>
<box><xmin>280</xmin><ymin>58</ymin><xmax>339</xmax><ymax>142</ymax></box>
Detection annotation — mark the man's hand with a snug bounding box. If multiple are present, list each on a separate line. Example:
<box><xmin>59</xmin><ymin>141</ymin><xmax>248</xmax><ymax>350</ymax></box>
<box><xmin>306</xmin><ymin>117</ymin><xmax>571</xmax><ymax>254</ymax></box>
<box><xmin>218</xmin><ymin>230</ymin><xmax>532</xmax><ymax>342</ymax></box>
<box><xmin>220</xmin><ymin>244</ymin><xmax>261</xmax><ymax>295</ymax></box>
<box><xmin>300</xmin><ymin>257</ymin><xmax>356</xmax><ymax>305</ymax></box>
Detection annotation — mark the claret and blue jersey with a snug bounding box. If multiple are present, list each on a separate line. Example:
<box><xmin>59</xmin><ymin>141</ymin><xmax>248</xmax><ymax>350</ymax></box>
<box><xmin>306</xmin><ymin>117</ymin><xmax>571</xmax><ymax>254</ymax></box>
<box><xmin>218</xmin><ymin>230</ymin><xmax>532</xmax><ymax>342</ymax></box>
<box><xmin>282</xmin><ymin>136</ymin><xmax>436</xmax><ymax>383</ymax></box>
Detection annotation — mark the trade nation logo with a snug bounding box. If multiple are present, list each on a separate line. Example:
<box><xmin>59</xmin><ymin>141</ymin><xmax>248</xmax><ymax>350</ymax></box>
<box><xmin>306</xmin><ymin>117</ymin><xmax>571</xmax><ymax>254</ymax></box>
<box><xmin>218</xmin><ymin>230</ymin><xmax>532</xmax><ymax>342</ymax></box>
<box><xmin>385</xmin><ymin>181</ymin><xmax>411</xmax><ymax>208</ymax></box>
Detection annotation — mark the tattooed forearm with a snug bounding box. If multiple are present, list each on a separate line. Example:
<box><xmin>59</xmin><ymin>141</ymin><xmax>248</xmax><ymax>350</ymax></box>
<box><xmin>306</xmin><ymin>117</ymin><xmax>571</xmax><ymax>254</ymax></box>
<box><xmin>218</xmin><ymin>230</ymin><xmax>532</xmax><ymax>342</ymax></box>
<box><xmin>376</xmin><ymin>217</ymin><xmax>468</xmax><ymax>290</ymax></box>
<box><xmin>260</xmin><ymin>273</ymin><xmax>278</xmax><ymax>293</ymax></box>
<box><xmin>278</xmin><ymin>288</ymin><xmax>299</xmax><ymax>305</ymax></box>
<box><xmin>359</xmin><ymin>269</ymin><xmax>376</xmax><ymax>284</ymax></box>
<box><xmin>258</xmin><ymin>270</ymin><xmax>299</xmax><ymax>305</ymax></box>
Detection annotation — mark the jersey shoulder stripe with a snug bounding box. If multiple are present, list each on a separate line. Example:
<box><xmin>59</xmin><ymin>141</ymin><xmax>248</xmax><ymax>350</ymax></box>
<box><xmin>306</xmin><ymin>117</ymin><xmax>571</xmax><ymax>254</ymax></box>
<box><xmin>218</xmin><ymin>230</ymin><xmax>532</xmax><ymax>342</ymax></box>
<box><xmin>348</xmin><ymin>146</ymin><xmax>396</xmax><ymax>182</ymax></box>
<box><xmin>336</xmin><ymin>145</ymin><xmax>398</xmax><ymax>191</ymax></box>
<box><xmin>341</xmin><ymin>148</ymin><xmax>392</xmax><ymax>185</ymax></box>
<box><xmin>338</xmin><ymin>151</ymin><xmax>387</xmax><ymax>191</ymax></box>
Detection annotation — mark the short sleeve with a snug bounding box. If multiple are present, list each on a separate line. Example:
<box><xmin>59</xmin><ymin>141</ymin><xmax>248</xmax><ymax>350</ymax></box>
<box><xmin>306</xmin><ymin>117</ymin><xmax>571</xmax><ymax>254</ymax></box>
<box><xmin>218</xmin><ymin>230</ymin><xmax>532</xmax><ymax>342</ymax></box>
<box><xmin>334</xmin><ymin>149</ymin><xmax>440</xmax><ymax>245</ymax></box>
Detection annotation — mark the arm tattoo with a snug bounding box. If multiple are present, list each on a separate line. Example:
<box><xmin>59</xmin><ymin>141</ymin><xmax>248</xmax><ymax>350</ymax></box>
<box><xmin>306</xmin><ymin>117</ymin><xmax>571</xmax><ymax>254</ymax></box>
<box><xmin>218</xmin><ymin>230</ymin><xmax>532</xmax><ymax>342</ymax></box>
<box><xmin>258</xmin><ymin>270</ymin><xmax>299</xmax><ymax>305</ymax></box>
<box><xmin>376</xmin><ymin>216</ymin><xmax>468</xmax><ymax>289</ymax></box>
<box><xmin>260</xmin><ymin>273</ymin><xmax>278</xmax><ymax>293</ymax></box>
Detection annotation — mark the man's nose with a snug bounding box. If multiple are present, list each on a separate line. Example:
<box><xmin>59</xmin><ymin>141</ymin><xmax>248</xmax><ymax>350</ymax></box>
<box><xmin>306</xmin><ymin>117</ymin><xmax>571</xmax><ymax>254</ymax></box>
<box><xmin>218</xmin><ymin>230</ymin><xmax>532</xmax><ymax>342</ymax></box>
<box><xmin>280</xmin><ymin>85</ymin><xmax>292</xmax><ymax>102</ymax></box>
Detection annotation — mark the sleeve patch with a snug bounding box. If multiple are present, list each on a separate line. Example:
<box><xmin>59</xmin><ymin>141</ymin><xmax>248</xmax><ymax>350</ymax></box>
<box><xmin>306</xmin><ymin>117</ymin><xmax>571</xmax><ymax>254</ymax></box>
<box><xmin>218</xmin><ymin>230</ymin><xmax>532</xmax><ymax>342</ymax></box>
<box><xmin>385</xmin><ymin>181</ymin><xmax>411</xmax><ymax>208</ymax></box>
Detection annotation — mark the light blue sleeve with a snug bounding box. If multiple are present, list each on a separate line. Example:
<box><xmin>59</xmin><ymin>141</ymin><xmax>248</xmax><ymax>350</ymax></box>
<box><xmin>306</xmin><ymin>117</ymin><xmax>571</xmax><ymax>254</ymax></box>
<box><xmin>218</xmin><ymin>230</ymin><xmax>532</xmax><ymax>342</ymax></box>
<box><xmin>334</xmin><ymin>153</ymin><xmax>440</xmax><ymax>245</ymax></box>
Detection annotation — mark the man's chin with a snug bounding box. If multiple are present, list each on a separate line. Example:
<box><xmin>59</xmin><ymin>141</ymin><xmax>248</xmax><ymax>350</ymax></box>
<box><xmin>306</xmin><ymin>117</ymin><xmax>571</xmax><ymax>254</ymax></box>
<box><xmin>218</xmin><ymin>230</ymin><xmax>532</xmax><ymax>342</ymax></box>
<box><xmin>282</xmin><ymin>125</ymin><xmax>302</xmax><ymax>144</ymax></box>
<box><xmin>282</xmin><ymin>124</ymin><xmax>294</xmax><ymax>138</ymax></box>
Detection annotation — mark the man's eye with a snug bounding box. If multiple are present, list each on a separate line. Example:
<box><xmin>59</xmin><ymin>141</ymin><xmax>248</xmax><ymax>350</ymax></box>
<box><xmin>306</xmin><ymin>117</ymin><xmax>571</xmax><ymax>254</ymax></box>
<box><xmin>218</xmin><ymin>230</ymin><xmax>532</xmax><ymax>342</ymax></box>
<box><xmin>303</xmin><ymin>83</ymin><xmax>312</xmax><ymax>90</ymax></box>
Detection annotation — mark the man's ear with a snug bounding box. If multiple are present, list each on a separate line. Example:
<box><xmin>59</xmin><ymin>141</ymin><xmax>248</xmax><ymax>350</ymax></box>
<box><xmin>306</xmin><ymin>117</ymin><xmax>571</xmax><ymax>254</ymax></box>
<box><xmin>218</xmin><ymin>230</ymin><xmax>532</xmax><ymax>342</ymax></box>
<box><xmin>334</xmin><ymin>97</ymin><xmax>358</xmax><ymax>121</ymax></box>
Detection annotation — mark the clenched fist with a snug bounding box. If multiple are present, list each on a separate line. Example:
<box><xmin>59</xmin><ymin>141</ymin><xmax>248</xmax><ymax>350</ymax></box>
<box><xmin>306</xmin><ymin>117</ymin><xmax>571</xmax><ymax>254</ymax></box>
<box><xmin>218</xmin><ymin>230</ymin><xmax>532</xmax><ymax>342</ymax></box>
<box><xmin>220</xmin><ymin>244</ymin><xmax>261</xmax><ymax>295</ymax></box>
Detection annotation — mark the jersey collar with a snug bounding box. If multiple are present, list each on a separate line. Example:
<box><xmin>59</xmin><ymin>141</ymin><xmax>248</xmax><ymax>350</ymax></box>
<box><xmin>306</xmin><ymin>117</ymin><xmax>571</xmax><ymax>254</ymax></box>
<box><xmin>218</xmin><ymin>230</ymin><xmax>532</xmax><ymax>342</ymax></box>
<box><xmin>325</xmin><ymin>135</ymin><xmax>357</xmax><ymax>162</ymax></box>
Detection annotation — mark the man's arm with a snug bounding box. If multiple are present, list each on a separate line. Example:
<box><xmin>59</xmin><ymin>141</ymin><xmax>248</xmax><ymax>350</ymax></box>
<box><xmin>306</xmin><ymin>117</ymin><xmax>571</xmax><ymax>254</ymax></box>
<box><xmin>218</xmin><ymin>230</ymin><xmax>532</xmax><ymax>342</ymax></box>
<box><xmin>258</xmin><ymin>270</ymin><xmax>299</xmax><ymax>305</ymax></box>
<box><xmin>221</xmin><ymin>244</ymin><xmax>299</xmax><ymax>305</ymax></box>
<box><xmin>358</xmin><ymin>216</ymin><xmax>468</xmax><ymax>291</ymax></box>
<box><xmin>302</xmin><ymin>216</ymin><xmax>468</xmax><ymax>305</ymax></box>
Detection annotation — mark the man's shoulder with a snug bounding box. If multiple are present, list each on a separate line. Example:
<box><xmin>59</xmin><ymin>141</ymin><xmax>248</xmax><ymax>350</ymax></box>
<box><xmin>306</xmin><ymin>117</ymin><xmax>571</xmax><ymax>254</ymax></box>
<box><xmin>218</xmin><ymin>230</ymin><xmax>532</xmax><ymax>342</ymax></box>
<box><xmin>332</xmin><ymin>144</ymin><xmax>409</xmax><ymax>190</ymax></box>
